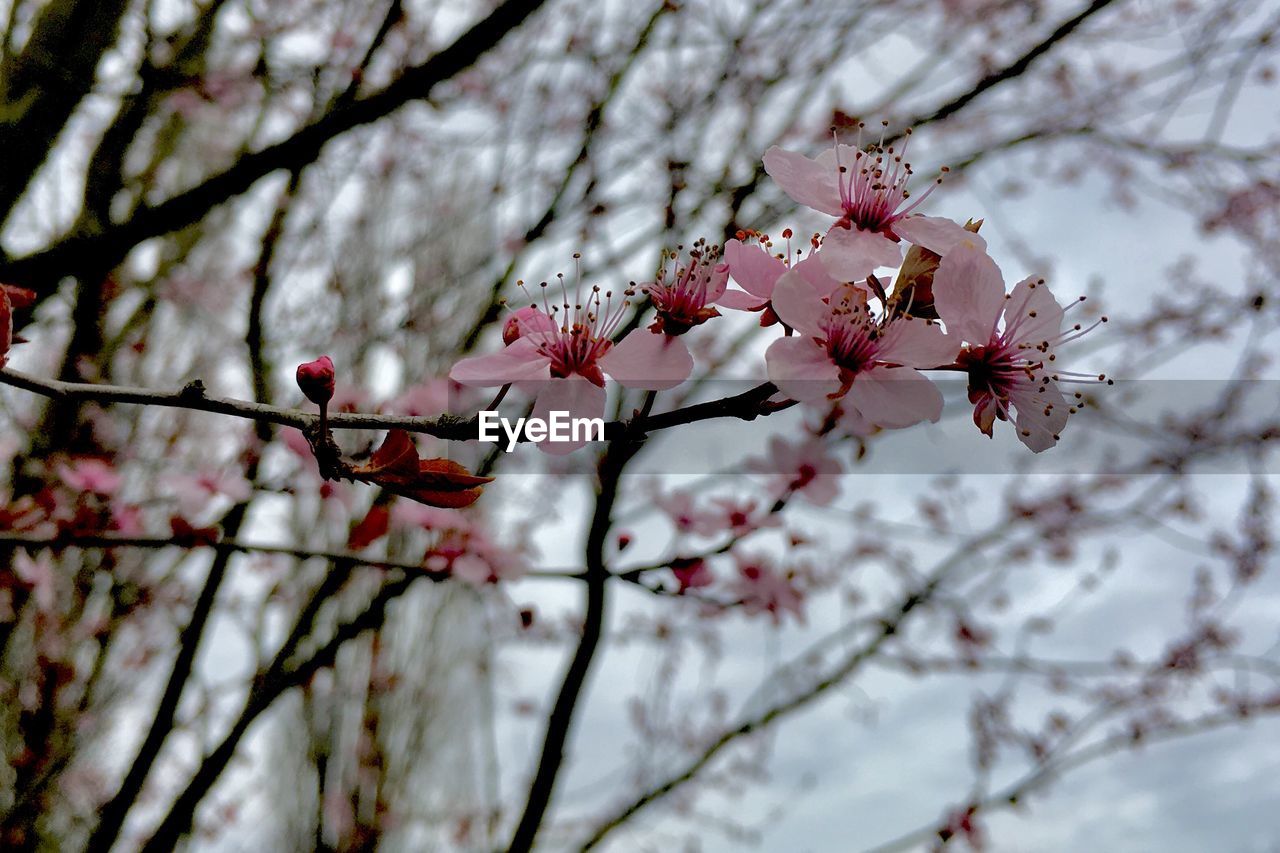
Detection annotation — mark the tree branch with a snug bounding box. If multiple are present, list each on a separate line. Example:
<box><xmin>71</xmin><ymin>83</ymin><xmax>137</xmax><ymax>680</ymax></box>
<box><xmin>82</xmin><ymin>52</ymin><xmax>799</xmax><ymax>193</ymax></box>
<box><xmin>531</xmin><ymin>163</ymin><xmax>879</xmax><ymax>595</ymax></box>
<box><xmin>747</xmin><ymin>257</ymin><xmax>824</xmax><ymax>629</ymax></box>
<box><xmin>505</xmin><ymin>418</ymin><xmax>649</xmax><ymax>852</ymax></box>
<box><xmin>0</xmin><ymin>368</ymin><xmax>785</xmax><ymax>443</ymax></box>
<box><xmin>0</xmin><ymin>0</ymin><xmax>551</xmax><ymax>289</ymax></box>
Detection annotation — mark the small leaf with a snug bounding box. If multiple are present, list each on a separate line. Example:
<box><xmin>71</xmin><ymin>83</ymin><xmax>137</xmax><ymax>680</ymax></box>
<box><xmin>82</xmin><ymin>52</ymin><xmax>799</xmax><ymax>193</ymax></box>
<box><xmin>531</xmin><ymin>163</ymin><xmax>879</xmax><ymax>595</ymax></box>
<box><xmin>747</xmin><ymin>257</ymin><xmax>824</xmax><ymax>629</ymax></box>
<box><xmin>347</xmin><ymin>504</ymin><xmax>391</xmax><ymax>549</ymax></box>
<box><xmin>351</xmin><ymin>429</ymin><xmax>493</xmax><ymax>508</ymax></box>
<box><xmin>1</xmin><ymin>284</ymin><xmax>36</xmax><ymax>310</ymax></box>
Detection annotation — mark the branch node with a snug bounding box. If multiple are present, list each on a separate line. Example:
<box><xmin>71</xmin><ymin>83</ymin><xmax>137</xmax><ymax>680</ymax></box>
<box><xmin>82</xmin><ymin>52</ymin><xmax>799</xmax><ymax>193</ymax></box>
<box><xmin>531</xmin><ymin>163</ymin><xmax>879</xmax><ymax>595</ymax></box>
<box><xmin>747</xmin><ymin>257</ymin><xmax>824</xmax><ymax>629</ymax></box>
<box><xmin>180</xmin><ymin>379</ymin><xmax>207</xmax><ymax>399</ymax></box>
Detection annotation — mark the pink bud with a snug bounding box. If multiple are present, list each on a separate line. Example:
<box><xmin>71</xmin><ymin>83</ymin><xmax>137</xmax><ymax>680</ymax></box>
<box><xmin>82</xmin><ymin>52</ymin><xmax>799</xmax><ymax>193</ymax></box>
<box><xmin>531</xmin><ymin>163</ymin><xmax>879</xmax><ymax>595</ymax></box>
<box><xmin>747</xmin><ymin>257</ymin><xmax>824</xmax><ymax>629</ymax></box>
<box><xmin>502</xmin><ymin>314</ymin><xmax>524</xmax><ymax>345</ymax></box>
<box><xmin>616</xmin><ymin>531</ymin><xmax>633</xmax><ymax>551</ymax></box>
<box><xmin>296</xmin><ymin>356</ymin><xmax>335</xmax><ymax>406</ymax></box>
<box><xmin>502</xmin><ymin>306</ymin><xmax>554</xmax><ymax>345</ymax></box>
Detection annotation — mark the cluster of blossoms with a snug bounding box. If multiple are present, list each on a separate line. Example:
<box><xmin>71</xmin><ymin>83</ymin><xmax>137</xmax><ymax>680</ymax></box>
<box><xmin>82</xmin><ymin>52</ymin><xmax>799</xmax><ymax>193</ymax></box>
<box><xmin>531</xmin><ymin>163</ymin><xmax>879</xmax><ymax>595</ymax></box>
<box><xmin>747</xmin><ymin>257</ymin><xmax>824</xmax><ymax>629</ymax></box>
<box><xmin>264</xmin><ymin>131</ymin><xmax>1109</xmax><ymax>610</ymax></box>
<box><xmin>451</xmin><ymin>128</ymin><xmax>1105</xmax><ymax>454</ymax></box>
<box><xmin>389</xmin><ymin>503</ymin><xmax>527</xmax><ymax>585</ymax></box>
<box><xmin>0</xmin><ymin>455</ymin><xmax>257</xmax><ymax>620</ymax></box>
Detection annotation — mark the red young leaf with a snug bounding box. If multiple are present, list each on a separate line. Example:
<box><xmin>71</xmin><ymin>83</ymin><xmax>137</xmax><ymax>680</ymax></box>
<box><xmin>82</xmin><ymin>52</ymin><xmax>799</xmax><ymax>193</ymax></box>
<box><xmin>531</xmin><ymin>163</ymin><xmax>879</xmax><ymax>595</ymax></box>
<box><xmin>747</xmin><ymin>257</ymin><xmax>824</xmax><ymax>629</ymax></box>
<box><xmin>170</xmin><ymin>515</ymin><xmax>221</xmax><ymax>546</ymax></box>
<box><xmin>347</xmin><ymin>504</ymin><xmax>391</xmax><ymax>549</ymax></box>
<box><xmin>1</xmin><ymin>284</ymin><xmax>36</xmax><ymax>310</ymax></box>
<box><xmin>351</xmin><ymin>429</ymin><xmax>492</xmax><ymax>508</ymax></box>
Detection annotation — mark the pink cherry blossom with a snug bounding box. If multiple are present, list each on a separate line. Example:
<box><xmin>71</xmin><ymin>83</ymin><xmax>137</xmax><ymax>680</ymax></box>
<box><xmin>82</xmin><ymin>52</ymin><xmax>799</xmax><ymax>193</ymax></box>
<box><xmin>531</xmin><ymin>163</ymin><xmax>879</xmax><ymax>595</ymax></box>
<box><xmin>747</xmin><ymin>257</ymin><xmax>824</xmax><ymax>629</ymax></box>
<box><xmin>762</xmin><ymin>130</ymin><xmax>982</xmax><ymax>281</ymax></box>
<box><xmin>746</xmin><ymin>436</ymin><xmax>843</xmax><ymax>505</ymax></box>
<box><xmin>730</xmin><ymin>554</ymin><xmax>804</xmax><ymax>624</ymax></box>
<box><xmin>451</xmin><ymin>272</ymin><xmax>685</xmax><ymax>454</ymax></box>
<box><xmin>643</xmin><ymin>241</ymin><xmax>730</xmax><ymax>336</ymax></box>
<box><xmin>671</xmin><ymin>558</ymin><xmax>714</xmax><ymax>593</ymax></box>
<box><xmin>426</xmin><ymin>527</ymin><xmax>526</xmax><ymax>585</ymax></box>
<box><xmin>605</xmin><ymin>242</ymin><xmax>733</xmax><ymax>390</ymax></box>
<box><xmin>389</xmin><ymin>501</ymin><xmax>467</xmax><ymax>532</ymax></box>
<box><xmin>57</xmin><ymin>459</ymin><xmax>121</xmax><ymax>496</ymax></box>
<box><xmin>656</xmin><ymin>489</ymin><xmax>716</xmax><ymax>536</ymax></box>
<box><xmin>765</xmin><ymin>276</ymin><xmax>958</xmax><ymax>429</ymax></box>
<box><xmin>110</xmin><ymin>503</ymin><xmax>146</xmax><ymax>536</ymax></box>
<box><xmin>932</xmin><ymin>241</ymin><xmax>1104</xmax><ymax>451</ymax></box>
<box><xmin>722</xmin><ymin>232</ymin><xmax>842</xmax><ymax>322</ymax></box>
<box><xmin>164</xmin><ymin>469</ymin><xmax>254</xmax><ymax>518</ymax></box>
<box><xmin>705</xmin><ymin>496</ymin><xmax>779</xmax><ymax>537</ymax></box>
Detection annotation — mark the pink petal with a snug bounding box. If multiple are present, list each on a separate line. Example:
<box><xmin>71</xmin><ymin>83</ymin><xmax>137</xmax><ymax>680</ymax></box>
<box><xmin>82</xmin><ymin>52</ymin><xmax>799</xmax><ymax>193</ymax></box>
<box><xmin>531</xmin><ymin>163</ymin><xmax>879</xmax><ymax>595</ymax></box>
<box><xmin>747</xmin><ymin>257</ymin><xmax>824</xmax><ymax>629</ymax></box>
<box><xmin>932</xmin><ymin>241</ymin><xmax>1007</xmax><ymax>345</ymax></box>
<box><xmin>717</xmin><ymin>289</ymin><xmax>767</xmax><ymax>311</ymax></box>
<box><xmin>1005</xmin><ymin>275</ymin><xmax>1065</xmax><ymax>346</ymax></box>
<box><xmin>770</xmin><ymin>270</ymin><xmax>826</xmax><ymax>337</ymax></box>
<box><xmin>813</xmin><ymin>143</ymin><xmax>862</xmax><ymax>172</ymax></box>
<box><xmin>511</xmin><ymin>306</ymin><xmax>558</xmax><ymax>337</ymax></box>
<box><xmin>792</xmin><ymin>252</ymin><xmax>843</xmax><ymax>298</ymax></box>
<box><xmin>1009</xmin><ymin>376</ymin><xmax>1069</xmax><ymax>452</ymax></box>
<box><xmin>894</xmin><ymin>214</ymin><xmax>986</xmax><ymax>257</ymax></box>
<box><xmin>598</xmin><ymin>331</ymin><xmax>692</xmax><ymax>391</ymax></box>
<box><xmin>762</xmin><ymin>147</ymin><xmax>845</xmax><ymax>217</ymax></box>
<box><xmin>706</xmin><ymin>263</ymin><xmax>730</xmax><ymax>302</ymax></box>
<box><xmin>449</xmin><ymin>338</ymin><xmax>551</xmax><ymax>387</ymax></box>
<box><xmin>530</xmin><ymin>376</ymin><xmax>607</xmax><ymax>456</ymax></box>
<box><xmin>716</xmin><ymin>289</ymin><xmax>762</xmax><ymax>312</ymax></box>
<box><xmin>839</xmin><ymin>404</ymin><xmax>879</xmax><ymax>437</ymax></box>
<box><xmin>724</xmin><ymin>239</ymin><xmax>787</xmax><ymax>298</ymax></box>
<box><xmin>876</xmin><ymin>316</ymin><xmax>959</xmax><ymax>368</ymax></box>
<box><xmin>765</xmin><ymin>337</ymin><xmax>841</xmax><ymax>402</ymax></box>
<box><xmin>820</xmin><ymin>226</ymin><xmax>903</xmax><ymax>282</ymax></box>
<box><xmin>846</xmin><ymin>366</ymin><xmax>944</xmax><ymax>428</ymax></box>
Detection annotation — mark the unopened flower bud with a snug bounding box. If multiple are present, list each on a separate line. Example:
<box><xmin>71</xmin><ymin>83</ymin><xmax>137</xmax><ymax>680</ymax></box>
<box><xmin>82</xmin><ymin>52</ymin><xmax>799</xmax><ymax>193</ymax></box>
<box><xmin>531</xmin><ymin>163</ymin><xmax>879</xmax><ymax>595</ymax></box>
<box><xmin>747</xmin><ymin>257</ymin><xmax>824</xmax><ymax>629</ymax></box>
<box><xmin>296</xmin><ymin>356</ymin><xmax>335</xmax><ymax>406</ymax></box>
<box><xmin>503</xmin><ymin>306</ymin><xmax>546</xmax><ymax>345</ymax></box>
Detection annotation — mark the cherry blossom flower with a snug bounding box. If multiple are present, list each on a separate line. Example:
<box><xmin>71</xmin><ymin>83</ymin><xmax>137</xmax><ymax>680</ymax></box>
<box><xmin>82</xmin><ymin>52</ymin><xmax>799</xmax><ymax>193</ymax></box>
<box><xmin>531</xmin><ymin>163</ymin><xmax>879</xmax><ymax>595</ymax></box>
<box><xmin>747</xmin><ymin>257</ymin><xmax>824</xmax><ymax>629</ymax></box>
<box><xmin>389</xmin><ymin>501</ymin><xmax>466</xmax><ymax>531</ymax></box>
<box><xmin>451</xmin><ymin>270</ymin><xmax>686</xmax><ymax>454</ymax></box>
<box><xmin>932</xmin><ymin>241</ymin><xmax>1105</xmax><ymax>451</ymax></box>
<box><xmin>426</xmin><ymin>528</ymin><xmax>526</xmax><ymax>585</ymax></box>
<box><xmin>766</xmin><ymin>277</ymin><xmax>958</xmax><ymax>429</ymax></box>
<box><xmin>387</xmin><ymin>500</ymin><xmax>526</xmax><ymax>584</ymax></box>
<box><xmin>746</xmin><ymin>436</ymin><xmax>843</xmax><ymax>505</ymax></box>
<box><xmin>164</xmin><ymin>469</ymin><xmax>254</xmax><ymax>518</ymax></box>
<box><xmin>57</xmin><ymin>459</ymin><xmax>121</xmax><ymax>496</ymax></box>
<box><xmin>601</xmin><ymin>241</ymin><xmax>733</xmax><ymax>390</ymax></box>
<box><xmin>642</xmin><ymin>241</ymin><xmax>730</xmax><ymax>335</ymax></box>
<box><xmin>722</xmin><ymin>230</ymin><xmax>842</xmax><ymax>324</ymax></box>
<box><xmin>671</xmin><ymin>557</ymin><xmax>714</xmax><ymax>593</ymax></box>
<box><xmin>705</xmin><ymin>496</ymin><xmax>780</xmax><ymax>537</ymax></box>
<box><xmin>655</xmin><ymin>489</ymin><xmax>717</xmax><ymax>536</ymax></box>
<box><xmin>763</xmin><ymin>129</ymin><xmax>981</xmax><ymax>281</ymax></box>
<box><xmin>730</xmin><ymin>554</ymin><xmax>804</xmax><ymax>624</ymax></box>
<box><xmin>110</xmin><ymin>503</ymin><xmax>146</xmax><ymax>536</ymax></box>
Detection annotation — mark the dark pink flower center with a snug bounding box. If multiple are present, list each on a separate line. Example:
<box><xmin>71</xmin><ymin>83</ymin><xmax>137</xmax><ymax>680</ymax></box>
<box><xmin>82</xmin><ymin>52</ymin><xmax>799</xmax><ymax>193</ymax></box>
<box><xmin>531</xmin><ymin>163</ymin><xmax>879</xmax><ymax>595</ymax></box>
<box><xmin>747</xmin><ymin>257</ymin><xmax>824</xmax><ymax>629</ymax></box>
<box><xmin>819</xmin><ymin>286</ymin><xmax>883</xmax><ymax>374</ymax></box>
<box><xmin>520</xmin><ymin>274</ymin><xmax>633</xmax><ymax>386</ymax></box>
<box><xmin>645</xmin><ymin>241</ymin><xmax>725</xmax><ymax>335</ymax></box>
<box><xmin>833</xmin><ymin>137</ymin><xmax>937</xmax><ymax>235</ymax></box>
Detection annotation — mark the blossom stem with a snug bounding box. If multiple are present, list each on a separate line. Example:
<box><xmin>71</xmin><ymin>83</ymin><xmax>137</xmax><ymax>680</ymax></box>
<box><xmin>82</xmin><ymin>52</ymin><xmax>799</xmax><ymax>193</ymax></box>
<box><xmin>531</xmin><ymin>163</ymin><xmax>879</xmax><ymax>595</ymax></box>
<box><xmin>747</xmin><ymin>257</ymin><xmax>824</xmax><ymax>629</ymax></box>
<box><xmin>486</xmin><ymin>383</ymin><xmax>512</xmax><ymax>410</ymax></box>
